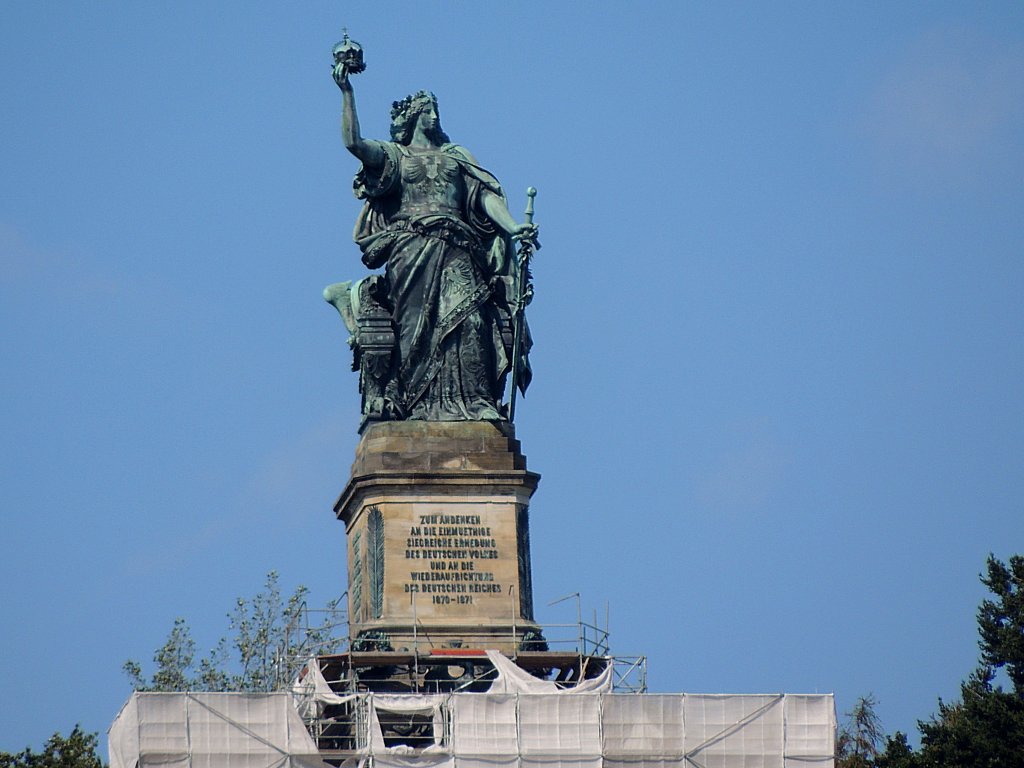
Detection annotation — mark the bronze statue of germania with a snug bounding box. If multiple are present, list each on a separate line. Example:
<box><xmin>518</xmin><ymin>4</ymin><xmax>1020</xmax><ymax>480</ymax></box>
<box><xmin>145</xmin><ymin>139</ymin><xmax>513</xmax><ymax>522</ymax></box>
<box><xmin>325</xmin><ymin>35</ymin><xmax>539</xmax><ymax>424</ymax></box>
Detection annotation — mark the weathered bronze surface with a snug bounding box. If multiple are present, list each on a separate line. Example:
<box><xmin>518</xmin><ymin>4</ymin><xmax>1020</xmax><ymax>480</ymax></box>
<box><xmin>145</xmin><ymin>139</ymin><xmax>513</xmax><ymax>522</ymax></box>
<box><xmin>325</xmin><ymin>39</ymin><xmax>538</xmax><ymax>424</ymax></box>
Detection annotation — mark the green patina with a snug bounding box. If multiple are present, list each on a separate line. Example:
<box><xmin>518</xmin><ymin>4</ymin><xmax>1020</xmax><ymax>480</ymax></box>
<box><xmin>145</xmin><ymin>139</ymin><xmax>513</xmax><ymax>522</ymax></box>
<box><xmin>325</xmin><ymin>35</ymin><xmax>540</xmax><ymax>425</ymax></box>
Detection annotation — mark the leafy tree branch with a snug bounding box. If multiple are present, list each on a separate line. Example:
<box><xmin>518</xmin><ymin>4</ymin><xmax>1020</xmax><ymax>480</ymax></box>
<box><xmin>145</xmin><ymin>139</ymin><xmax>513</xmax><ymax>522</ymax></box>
<box><xmin>123</xmin><ymin>571</ymin><xmax>343</xmax><ymax>693</ymax></box>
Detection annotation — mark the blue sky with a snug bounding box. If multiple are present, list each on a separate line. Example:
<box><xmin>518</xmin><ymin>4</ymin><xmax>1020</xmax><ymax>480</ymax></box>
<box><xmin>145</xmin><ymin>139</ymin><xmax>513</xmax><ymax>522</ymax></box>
<box><xmin>2</xmin><ymin>0</ymin><xmax>1023</xmax><ymax>753</ymax></box>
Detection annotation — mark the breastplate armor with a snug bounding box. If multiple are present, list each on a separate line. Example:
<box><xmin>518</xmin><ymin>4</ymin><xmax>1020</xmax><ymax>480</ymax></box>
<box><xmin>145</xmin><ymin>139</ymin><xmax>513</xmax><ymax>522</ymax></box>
<box><xmin>398</xmin><ymin>150</ymin><xmax>465</xmax><ymax>217</ymax></box>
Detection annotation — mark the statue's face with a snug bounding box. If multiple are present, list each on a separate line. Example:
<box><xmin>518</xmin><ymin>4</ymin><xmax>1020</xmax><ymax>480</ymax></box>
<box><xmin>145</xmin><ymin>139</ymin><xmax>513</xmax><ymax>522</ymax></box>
<box><xmin>416</xmin><ymin>103</ymin><xmax>439</xmax><ymax>133</ymax></box>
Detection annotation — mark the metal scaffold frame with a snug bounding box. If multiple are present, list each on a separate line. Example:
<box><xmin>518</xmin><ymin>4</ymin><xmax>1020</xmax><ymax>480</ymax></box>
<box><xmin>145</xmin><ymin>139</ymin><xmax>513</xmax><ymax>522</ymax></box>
<box><xmin>278</xmin><ymin>595</ymin><xmax>646</xmax><ymax>697</ymax></box>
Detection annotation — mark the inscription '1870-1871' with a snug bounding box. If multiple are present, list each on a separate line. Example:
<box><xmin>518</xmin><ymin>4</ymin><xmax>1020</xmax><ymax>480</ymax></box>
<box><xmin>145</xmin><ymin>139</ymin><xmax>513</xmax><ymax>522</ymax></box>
<box><xmin>403</xmin><ymin>513</ymin><xmax>503</xmax><ymax>605</ymax></box>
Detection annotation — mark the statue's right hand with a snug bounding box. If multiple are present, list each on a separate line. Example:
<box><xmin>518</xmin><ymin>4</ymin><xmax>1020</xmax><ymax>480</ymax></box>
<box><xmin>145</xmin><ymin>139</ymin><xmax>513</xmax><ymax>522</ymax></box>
<box><xmin>333</xmin><ymin>62</ymin><xmax>351</xmax><ymax>90</ymax></box>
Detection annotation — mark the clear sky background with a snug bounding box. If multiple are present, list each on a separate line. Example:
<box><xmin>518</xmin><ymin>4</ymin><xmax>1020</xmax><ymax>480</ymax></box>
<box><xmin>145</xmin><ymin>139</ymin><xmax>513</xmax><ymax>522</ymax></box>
<box><xmin>2</xmin><ymin>0</ymin><xmax>1023</xmax><ymax>754</ymax></box>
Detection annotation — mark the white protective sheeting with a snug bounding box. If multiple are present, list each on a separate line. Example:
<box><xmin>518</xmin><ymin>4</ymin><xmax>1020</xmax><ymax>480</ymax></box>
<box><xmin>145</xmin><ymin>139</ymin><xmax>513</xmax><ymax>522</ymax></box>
<box><xmin>484</xmin><ymin>651</ymin><xmax>613</xmax><ymax>694</ymax></box>
<box><xmin>683</xmin><ymin>695</ymin><xmax>784</xmax><ymax>768</ymax></box>
<box><xmin>518</xmin><ymin>695</ymin><xmax>603</xmax><ymax>756</ymax></box>
<box><xmin>112</xmin><ymin>691</ymin><xmax>834</xmax><ymax>768</ymax></box>
<box><xmin>292</xmin><ymin>658</ymin><xmax>361</xmax><ymax>721</ymax></box>
<box><xmin>108</xmin><ymin>692</ymin><xmax>328</xmax><ymax>768</ymax></box>
<box><xmin>369</xmin><ymin>695</ymin><xmax>449</xmax><ymax>754</ymax></box>
<box><xmin>451</xmin><ymin>694</ymin><xmax>518</xmax><ymax>756</ymax></box>
<box><xmin>368</xmin><ymin>692</ymin><xmax>833</xmax><ymax>768</ymax></box>
<box><xmin>518</xmin><ymin>694</ymin><xmax>602</xmax><ymax>768</ymax></box>
<box><xmin>602</xmin><ymin>694</ymin><xmax>685</xmax><ymax>758</ymax></box>
<box><xmin>782</xmin><ymin>695</ymin><xmax>836</xmax><ymax>766</ymax></box>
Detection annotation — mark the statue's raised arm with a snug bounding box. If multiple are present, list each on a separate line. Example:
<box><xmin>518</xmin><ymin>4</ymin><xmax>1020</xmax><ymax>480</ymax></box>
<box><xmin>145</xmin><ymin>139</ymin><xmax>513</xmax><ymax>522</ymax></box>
<box><xmin>333</xmin><ymin>51</ymin><xmax>386</xmax><ymax>170</ymax></box>
<box><xmin>325</xmin><ymin>35</ymin><xmax>538</xmax><ymax>425</ymax></box>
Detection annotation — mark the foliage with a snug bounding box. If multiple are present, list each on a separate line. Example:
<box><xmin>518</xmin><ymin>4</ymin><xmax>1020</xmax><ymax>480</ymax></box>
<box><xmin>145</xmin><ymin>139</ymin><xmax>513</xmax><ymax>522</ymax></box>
<box><xmin>837</xmin><ymin>554</ymin><xmax>1024</xmax><ymax>767</ymax></box>
<box><xmin>0</xmin><ymin>727</ymin><xmax>104</xmax><ymax>768</ymax></box>
<box><xmin>874</xmin><ymin>732</ymin><xmax>918</xmax><ymax>768</ymax></box>
<box><xmin>123</xmin><ymin>616</ymin><xmax>232</xmax><ymax>692</ymax></box>
<box><xmin>916</xmin><ymin>666</ymin><xmax>1024</xmax><ymax>766</ymax></box>
<box><xmin>836</xmin><ymin>694</ymin><xmax>885</xmax><ymax>768</ymax></box>
<box><xmin>908</xmin><ymin>555</ymin><xmax>1024</xmax><ymax>765</ymax></box>
<box><xmin>977</xmin><ymin>553</ymin><xmax>1024</xmax><ymax>694</ymax></box>
<box><xmin>123</xmin><ymin>571</ymin><xmax>343</xmax><ymax>692</ymax></box>
<box><xmin>229</xmin><ymin>571</ymin><xmax>334</xmax><ymax>691</ymax></box>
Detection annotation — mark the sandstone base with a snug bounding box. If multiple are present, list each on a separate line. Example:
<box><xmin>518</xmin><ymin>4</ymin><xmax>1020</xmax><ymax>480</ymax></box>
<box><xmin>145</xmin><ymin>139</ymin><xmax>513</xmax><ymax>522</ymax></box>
<box><xmin>335</xmin><ymin>421</ymin><xmax>541</xmax><ymax>653</ymax></box>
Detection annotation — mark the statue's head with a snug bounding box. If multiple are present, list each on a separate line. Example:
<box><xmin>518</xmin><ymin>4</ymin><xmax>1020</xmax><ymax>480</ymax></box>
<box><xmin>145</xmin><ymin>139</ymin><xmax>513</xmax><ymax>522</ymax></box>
<box><xmin>390</xmin><ymin>90</ymin><xmax>451</xmax><ymax>145</ymax></box>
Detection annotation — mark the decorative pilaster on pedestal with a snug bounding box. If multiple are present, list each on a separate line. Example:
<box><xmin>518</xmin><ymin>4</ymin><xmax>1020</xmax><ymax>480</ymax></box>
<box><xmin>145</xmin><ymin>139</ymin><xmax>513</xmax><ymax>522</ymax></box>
<box><xmin>335</xmin><ymin>421</ymin><xmax>541</xmax><ymax>653</ymax></box>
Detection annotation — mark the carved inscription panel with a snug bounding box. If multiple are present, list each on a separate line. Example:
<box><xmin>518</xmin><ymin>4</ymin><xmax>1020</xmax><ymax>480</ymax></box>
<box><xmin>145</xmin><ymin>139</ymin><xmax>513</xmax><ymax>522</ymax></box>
<box><xmin>347</xmin><ymin>499</ymin><xmax>524</xmax><ymax>623</ymax></box>
<box><xmin>403</xmin><ymin>512</ymin><xmax>505</xmax><ymax>608</ymax></box>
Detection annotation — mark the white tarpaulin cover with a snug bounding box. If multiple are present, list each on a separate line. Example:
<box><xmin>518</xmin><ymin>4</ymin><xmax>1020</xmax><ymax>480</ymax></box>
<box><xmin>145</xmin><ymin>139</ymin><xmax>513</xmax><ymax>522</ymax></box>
<box><xmin>602</xmin><ymin>694</ymin><xmax>685</xmax><ymax>756</ymax></box>
<box><xmin>484</xmin><ymin>651</ymin><xmax>613</xmax><ymax>695</ymax></box>
<box><xmin>294</xmin><ymin>658</ymin><xmax>360</xmax><ymax>707</ymax></box>
<box><xmin>781</xmin><ymin>696</ymin><xmax>836</xmax><ymax>767</ymax></box>
<box><xmin>111</xmin><ymin>691</ymin><xmax>834</xmax><ymax>768</ymax></box>
<box><xmin>450</xmin><ymin>694</ymin><xmax>518</xmax><ymax>757</ymax></box>
<box><xmin>108</xmin><ymin>692</ymin><xmax>328</xmax><ymax>768</ymax></box>
<box><xmin>370</xmin><ymin>695</ymin><xmax>449</xmax><ymax>754</ymax></box>
<box><xmin>683</xmin><ymin>695</ymin><xmax>784</xmax><ymax>768</ymax></box>
<box><xmin>292</xmin><ymin>658</ymin><xmax>361</xmax><ymax>721</ymax></box>
<box><xmin>357</xmin><ymin>692</ymin><xmax>834</xmax><ymax>768</ymax></box>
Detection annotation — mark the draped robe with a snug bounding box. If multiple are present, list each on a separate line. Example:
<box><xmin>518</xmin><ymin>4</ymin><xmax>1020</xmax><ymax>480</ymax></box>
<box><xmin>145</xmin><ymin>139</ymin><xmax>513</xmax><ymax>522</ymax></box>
<box><xmin>352</xmin><ymin>142</ymin><xmax>519</xmax><ymax>420</ymax></box>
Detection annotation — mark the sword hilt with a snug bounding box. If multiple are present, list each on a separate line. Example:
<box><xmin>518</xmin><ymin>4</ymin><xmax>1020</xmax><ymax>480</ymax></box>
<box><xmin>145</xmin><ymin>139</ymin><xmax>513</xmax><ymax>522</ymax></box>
<box><xmin>525</xmin><ymin>186</ymin><xmax>537</xmax><ymax>226</ymax></box>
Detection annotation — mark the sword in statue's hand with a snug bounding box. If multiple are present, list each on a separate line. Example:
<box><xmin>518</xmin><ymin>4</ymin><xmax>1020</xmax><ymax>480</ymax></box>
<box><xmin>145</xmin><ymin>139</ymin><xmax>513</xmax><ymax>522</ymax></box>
<box><xmin>509</xmin><ymin>187</ymin><xmax>539</xmax><ymax>423</ymax></box>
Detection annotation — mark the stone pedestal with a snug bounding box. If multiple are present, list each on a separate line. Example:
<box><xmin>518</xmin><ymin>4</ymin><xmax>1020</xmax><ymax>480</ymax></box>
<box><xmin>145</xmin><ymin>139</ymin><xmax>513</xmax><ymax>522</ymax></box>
<box><xmin>335</xmin><ymin>421</ymin><xmax>541</xmax><ymax>653</ymax></box>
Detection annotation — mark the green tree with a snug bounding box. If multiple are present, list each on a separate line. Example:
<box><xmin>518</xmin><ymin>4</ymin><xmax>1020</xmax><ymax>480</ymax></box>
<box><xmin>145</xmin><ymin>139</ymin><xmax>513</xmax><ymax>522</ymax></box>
<box><xmin>977</xmin><ymin>553</ymin><xmax>1024</xmax><ymax>693</ymax></box>
<box><xmin>123</xmin><ymin>616</ymin><xmax>230</xmax><ymax>692</ymax></box>
<box><xmin>836</xmin><ymin>554</ymin><xmax>1024</xmax><ymax>767</ymax></box>
<box><xmin>875</xmin><ymin>732</ymin><xmax>919</xmax><ymax>768</ymax></box>
<box><xmin>124</xmin><ymin>571</ymin><xmax>343</xmax><ymax>692</ymax></box>
<box><xmin>0</xmin><ymin>727</ymin><xmax>104</xmax><ymax>768</ymax></box>
<box><xmin>123</xmin><ymin>617</ymin><xmax>211</xmax><ymax>692</ymax></box>
<box><xmin>916</xmin><ymin>666</ymin><xmax>1024</xmax><ymax>766</ymax></box>
<box><xmin>908</xmin><ymin>553</ymin><xmax>1024</xmax><ymax>766</ymax></box>
<box><xmin>836</xmin><ymin>694</ymin><xmax>885</xmax><ymax>768</ymax></box>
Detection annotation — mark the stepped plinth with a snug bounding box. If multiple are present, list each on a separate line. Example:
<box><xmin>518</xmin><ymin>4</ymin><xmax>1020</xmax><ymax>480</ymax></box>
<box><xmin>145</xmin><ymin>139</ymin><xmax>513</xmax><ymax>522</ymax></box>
<box><xmin>335</xmin><ymin>420</ymin><xmax>541</xmax><ymax>653</ymax></box>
